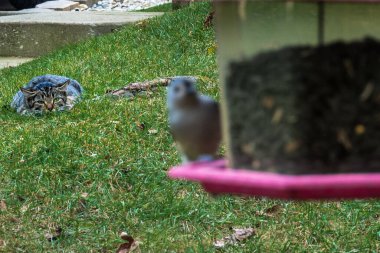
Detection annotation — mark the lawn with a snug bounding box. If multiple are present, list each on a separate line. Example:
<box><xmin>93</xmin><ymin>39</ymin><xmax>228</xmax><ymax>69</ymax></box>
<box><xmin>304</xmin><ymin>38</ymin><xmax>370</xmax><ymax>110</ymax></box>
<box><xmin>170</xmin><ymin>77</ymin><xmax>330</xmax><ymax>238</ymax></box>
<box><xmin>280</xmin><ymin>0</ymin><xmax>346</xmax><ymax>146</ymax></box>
<box><xmin>0</xmin><ymin>2</ymin><xmax>380</xmax><ymax>252</ymax></box>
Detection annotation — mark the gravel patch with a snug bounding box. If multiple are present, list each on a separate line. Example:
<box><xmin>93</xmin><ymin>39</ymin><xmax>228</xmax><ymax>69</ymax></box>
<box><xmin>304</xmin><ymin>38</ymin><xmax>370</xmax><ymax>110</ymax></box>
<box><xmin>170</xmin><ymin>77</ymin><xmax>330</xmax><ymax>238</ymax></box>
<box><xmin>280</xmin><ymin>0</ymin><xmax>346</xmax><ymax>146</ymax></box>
<box><xmin>73</xmin><ymin>0</ymin><xmax>170</xmax><ymax>11</ymax></box>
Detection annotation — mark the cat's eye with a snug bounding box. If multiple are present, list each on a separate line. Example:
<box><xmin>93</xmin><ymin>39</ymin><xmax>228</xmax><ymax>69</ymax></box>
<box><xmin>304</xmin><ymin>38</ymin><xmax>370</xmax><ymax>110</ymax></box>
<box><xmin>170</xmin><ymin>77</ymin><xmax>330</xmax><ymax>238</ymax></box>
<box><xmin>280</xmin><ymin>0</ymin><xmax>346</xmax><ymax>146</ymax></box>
<box><xmin>54</xmin><ymin>98</ymin><xmax>62</xmax><ymax>102</ymax></box>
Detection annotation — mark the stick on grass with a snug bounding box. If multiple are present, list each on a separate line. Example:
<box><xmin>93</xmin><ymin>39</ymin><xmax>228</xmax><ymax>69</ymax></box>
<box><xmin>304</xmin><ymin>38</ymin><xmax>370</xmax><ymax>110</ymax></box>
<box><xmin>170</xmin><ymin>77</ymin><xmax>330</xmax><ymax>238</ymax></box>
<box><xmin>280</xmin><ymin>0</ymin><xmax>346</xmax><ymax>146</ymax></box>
<box><xmin>106</xmin><ymin>76</ymin><xmax>197</xmax><ymax>97</ymax></box>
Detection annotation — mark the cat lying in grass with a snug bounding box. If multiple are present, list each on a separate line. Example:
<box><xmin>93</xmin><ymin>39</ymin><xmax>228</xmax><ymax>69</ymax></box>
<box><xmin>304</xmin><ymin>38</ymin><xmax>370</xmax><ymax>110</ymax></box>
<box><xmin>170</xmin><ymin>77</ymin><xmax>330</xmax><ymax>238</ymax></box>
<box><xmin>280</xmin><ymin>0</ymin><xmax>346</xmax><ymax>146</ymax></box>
<box><xmin>11</xmin><ymin>74</ymin><xmax>83</xmax><ymax>115</ymax></box>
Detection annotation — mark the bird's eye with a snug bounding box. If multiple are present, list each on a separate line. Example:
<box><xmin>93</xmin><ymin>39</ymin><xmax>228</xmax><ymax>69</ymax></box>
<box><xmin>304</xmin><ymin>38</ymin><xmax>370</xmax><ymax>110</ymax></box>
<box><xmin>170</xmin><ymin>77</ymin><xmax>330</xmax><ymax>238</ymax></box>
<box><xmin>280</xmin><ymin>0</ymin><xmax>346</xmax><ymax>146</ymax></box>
<box><xmin>184</xmin><ymin>81</ymin><xmax>191</xmax><ymax>87</ymax></box>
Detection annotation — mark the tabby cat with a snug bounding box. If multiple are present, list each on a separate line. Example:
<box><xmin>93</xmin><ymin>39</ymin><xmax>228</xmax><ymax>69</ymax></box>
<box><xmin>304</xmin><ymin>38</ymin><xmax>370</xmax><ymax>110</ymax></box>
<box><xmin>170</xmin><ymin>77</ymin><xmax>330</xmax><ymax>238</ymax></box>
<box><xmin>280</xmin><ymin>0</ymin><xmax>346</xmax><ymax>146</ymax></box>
<box><xmin>11</xmin><ymin>74</ymin><xmax>83</xmax><ymax>115</ymax></box>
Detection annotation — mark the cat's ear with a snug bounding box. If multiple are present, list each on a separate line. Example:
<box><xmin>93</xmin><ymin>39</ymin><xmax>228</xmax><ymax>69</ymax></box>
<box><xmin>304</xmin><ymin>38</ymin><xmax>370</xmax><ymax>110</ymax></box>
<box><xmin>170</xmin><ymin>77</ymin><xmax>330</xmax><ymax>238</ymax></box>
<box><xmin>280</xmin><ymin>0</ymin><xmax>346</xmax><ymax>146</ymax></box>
<box><xmin>20</xmin><ymin>87</ymin><xmax>37</xmax><ymax>96</ymax></box>
<box><xmin>55</xmin><ymin>80</ymin><xmax>70</xmax><ymax>92</ymax></box>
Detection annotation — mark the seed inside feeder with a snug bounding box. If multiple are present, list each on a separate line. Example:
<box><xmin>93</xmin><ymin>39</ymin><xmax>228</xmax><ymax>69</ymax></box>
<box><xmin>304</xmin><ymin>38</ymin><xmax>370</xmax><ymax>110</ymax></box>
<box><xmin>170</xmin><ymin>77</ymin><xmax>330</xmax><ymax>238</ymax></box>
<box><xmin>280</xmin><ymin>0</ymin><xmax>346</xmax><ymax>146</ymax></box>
<box><xmin>227</xmin><ymin>37</ymin><xmax>380</xmax><ymax>174</ymax></box>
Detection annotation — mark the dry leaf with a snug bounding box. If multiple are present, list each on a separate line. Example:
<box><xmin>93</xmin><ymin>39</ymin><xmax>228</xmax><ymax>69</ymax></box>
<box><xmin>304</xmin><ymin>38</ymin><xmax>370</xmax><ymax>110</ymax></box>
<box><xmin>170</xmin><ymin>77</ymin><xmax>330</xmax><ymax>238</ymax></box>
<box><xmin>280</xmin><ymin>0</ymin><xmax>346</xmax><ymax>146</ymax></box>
<box><xmin>264</xmin><ymin>204</ymin><xmax>282</xmax><ymax>216</ymax></box>
<box><xmin>45</xmin><ymin>227</ymin><xmax>63</xmax><ymax>242</ymax></box>
<box><xmin>214</xmin><ymin>227</ymin><xmax>255</xmax><ymax>248</ymax></box>
<box><xmin>233</xmin><ymin>228</ymin><xmax>255</xmax><ymax>241</ymax></box>
<box><xmin>256</xmin><ymin>204</ymin><xmax>283</xmax><ymax>217</ymax></box>
<box><xmin>0</xmin><ymin>200</ymin><xmax>7</xmax><ymax>211</ymax></box>
<box><xmin>116</xmin><ymin>233</ymin><xmax>140</xmax><ymax>253</ymax></box>
<box><xmin>80</xmin><ymin>192</ymin><xmax>89</xmax><ymax>198</ymax></box>
<box><xmin>45</xmin><ymin>233</ymin><xmax>57</xmax><ymax>242</ymax></box>
<box><xmin>135</xmin><ymin>122</ymin><xmax>145</xmax><ymax>131</ymax></box>
<box><xmin>148</xmin><ymin>129</ymin><xmax>158</xmax><ymax>134</ymax></box>
<box><xmin>9</xmin><ymin>217</ymin><xmax>19</xmax><ymax>223</ymax></box>
<box><xmin>203</xmin><ymin>11</ymin><xmax>215</xmax><ymax>28</ymax></box>
<box><xmin>116</xmin><ymin>242</ymin><xmax>140</xmax><ymax>253</ymax></box>
<box><xmin>0</xmin><ymin>239</ymin><xmax>5</xmax><ymax>247</ymax></box>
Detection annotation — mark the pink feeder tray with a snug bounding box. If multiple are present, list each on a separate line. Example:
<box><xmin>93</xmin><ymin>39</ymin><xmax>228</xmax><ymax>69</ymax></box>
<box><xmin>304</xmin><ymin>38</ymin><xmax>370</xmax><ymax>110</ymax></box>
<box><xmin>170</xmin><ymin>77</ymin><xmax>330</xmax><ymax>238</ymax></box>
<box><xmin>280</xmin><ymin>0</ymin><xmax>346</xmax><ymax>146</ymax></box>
<box><xmin>168</xmin><ymin>160</ymin><xmax>380</xmax><ymax>200</ymax></box>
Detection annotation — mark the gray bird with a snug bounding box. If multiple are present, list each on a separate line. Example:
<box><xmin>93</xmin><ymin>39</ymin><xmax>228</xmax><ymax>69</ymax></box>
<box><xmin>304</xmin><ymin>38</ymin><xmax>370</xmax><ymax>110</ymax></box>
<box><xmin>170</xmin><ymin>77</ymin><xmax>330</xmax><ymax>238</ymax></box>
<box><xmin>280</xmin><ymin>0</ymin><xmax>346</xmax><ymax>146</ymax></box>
<box><xmin>167</xmin><ymin>77</ymin><xmax>221</xmax><ymax>163</ymax></box>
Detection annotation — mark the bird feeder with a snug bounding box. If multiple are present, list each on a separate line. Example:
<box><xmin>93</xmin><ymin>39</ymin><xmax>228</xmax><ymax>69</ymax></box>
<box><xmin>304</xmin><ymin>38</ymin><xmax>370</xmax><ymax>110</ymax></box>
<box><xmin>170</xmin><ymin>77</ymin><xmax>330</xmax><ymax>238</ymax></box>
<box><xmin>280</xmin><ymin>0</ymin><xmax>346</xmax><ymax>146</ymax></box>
<box><xmin>169</xmin><ymin>0</ymin><xmax>380</xmax><ymax>199</ymax></box>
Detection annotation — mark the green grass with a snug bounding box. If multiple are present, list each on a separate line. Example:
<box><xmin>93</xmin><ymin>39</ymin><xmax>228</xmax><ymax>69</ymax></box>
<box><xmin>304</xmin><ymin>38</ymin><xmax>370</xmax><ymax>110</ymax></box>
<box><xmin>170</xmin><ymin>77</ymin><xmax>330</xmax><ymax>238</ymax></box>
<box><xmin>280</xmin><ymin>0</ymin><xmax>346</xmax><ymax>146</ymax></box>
<box><xmin>140</xmin><ymin>3</ymin><xmax>172</xmax><ymax>12</ymax></box>
<box><xmin>0</xmin><ymin>2</ymin><xmax>380</xmax><ymax>252</ymax></box>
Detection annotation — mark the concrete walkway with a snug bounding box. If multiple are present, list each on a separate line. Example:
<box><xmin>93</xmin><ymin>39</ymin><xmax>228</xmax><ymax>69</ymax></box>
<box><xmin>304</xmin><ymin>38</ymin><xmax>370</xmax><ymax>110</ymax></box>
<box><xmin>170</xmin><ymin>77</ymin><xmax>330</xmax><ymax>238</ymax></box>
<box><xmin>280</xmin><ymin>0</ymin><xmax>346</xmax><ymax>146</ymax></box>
<box><xmin>0</xmin><ymin>57</ymin><xmax>34</xmax><ymax>69</ymax></box>
<box><xmin>0</xmin><ymin>11</ymin><xmax>163</xmax><ymax>57</ymax></box>
<box><xmin>0</xmin><ymin>11</ymin><xmax>161</xmax><ymax>24</ymax></box>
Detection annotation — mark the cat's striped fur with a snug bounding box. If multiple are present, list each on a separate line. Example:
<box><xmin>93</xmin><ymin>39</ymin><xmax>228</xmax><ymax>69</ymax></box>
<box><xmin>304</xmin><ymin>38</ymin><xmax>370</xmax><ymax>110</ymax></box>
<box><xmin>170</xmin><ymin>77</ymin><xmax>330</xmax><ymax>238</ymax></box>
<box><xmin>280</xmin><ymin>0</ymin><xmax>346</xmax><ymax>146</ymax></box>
<box><xmin>11</xmin><ymin>75</ymin><xmax>83</xmax><ymax>115</ymax></box>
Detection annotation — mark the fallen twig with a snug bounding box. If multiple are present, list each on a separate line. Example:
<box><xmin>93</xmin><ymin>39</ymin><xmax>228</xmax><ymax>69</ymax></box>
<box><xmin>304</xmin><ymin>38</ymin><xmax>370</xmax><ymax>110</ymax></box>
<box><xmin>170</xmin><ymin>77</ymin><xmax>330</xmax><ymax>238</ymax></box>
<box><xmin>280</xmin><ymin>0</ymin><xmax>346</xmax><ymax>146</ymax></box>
<box><xmin>106</xmin><ymin>76</ymin><xmax>197</xmax><ymax>97</ymax></box>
